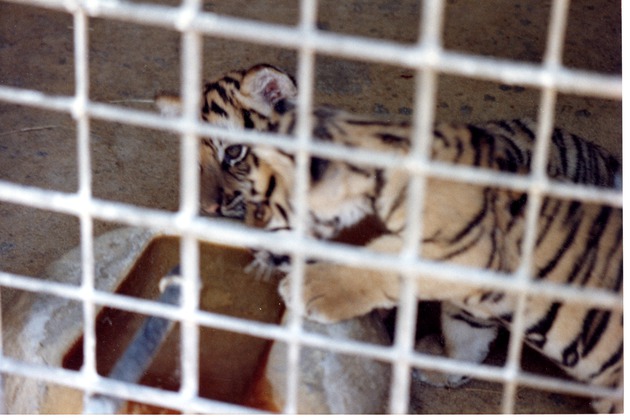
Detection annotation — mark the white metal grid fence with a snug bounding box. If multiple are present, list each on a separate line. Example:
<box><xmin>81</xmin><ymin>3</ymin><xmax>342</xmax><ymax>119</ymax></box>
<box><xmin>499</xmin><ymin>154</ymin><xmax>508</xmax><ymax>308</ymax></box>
<box><xmin>0</xmin><ymin>0</ymin><xmax>623</xmax><ymax>414</ymax></box>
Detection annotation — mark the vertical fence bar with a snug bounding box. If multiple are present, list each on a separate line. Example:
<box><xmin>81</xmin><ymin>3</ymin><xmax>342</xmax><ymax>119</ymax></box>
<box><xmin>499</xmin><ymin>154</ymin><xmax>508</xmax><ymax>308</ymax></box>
<box><xmin>389</xmin><ymin>0</ymin><xmax>446</xmax><ymax>413</ymax></box>
<box><xmin>282</xmin><ymin>0</ymin><xmax>318</xmax><ymax>413</ymax></box>
<box><xmin>177</xmin><ymin>0</ymin><xmax>203</xmax><ymax>408</ymax></box>
<box><xmin>500</xmin><ymin>0</ymin><xmax>571</xmax><ymax>413</ymax></box>
<box><xmin>71</xmin><ymin>4</ymin><xmax>99</xmax><ymax>412</ymax></box>
<box><xmin>0</xmin><ymin>0</ymin><xmax>622</xmax><ymax>414</ymax></box>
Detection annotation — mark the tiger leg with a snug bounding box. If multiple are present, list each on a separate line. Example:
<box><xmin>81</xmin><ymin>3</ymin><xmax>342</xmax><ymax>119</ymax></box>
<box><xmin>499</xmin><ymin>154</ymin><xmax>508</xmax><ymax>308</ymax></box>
<box><xmin>414</xmin><ymin>302</ymin><xmax>498</xmax><ymax>387</ymax></box>
<box><xmin>279</xmin><ymin>232</ymin><xmax>484</xmax><ymax>323</ymax></box>
<box><xmin>590</xmin><ymin>371</ymin><xmax>623</xmax><ymax>413</ymax></box>
<box><xmin>278</xmin><ymin>234</ymin><xmax>403</xmax><ymax>323</ymax></box>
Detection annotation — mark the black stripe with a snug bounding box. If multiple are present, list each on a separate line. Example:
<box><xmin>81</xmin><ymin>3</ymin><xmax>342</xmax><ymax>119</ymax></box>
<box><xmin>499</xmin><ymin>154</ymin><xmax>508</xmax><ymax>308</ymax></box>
<box><xmin>513</xmin><ymin>119</ymin><xmax>536</xmax><ymax>140</ymax></box>
<box><xmin>491</xmin><ymin>292</ymin><xmax>504</xmax><ymax>303</ymax></box>
<box><xmin>612</xmin><ymin>253</ymin><xmax>623</xmax><ymax>292</ymax></box>
<box><xmin>313</xmin><ymin>107</ymin><xmax>337</xmax><ymax>119</ymax></box>
<box><xmin>589</xmin><ymin>340</ymin><xmax>623</xmax><ymax>380</ymax></box>
<box><xmin>265</xmin><ymin>175</ymin><xmax>276</xmax><ymax>198</ymax></box>
<box><xmin>383</xmin><ymin>187</ymin><xmax>407</xmax><ymax>228</ymax></box>
<box><xmin>313</xmin><ymin>122</ymin><xmax>333</xmax><ymax>140</ymax></box>
<box><xmin>374</xmin><ymin>169</ymin><xmax>386</xmax><ymax>197</ymax></box>
<box><xmin>535</xmin><ymin>197</ymin><xmax>556</xmax><ymax>246</ymax></box>
<box><xmin>536</xmin><ymin>201</ymin><xmax>583</xmax><ymax>279</ymax></box>
<box><xmin>601</xmin><ymin>225</ymin><xmax>623</xmax><ymax>292</ymax></box>
<box><xmin>495</xmin><ymin>148</ymin><xmax>520</xmax><ymax>173</ymax></box>
<box><xmin>277</xmin><ymin>149</ymin><xmax>295</xmax><ymax>162</ymax></box>
<box><xmin>497</xmin><ymin>120</ymin><xmax>516</xmax><ymax>135</ymax></box>
<box><xmin>378</xmin><ymin>133</ymin><xmax>408</xmax><ymax>144</ymax></box>
<box><xmin>435</xmin><ymin>129</ymin><xmax>466</xmax><ymax>161</ymax></box>
<box><xmin>509</xmin><ymin>194</ymin><xmax>528</xmax><ymax>217</ymax></box>
<box><xmin>448</xmin><ymin>188</ymin><xmax>490</xmax><ymax>244</ymax></box>
<box><xmin>267</xmin><ymin>121</ymin><xmax>280</xmax><ymax>133</ymax></box>
<box><xmin>271</xmin><ymin>254</ymin><xmax>291</xmax><ymax>267</ymax></box>
<box><xmin>563</xmin><ymin>200</ymin><xmax>584</xmax><ymax>226</ymax></box>
<box><xmin>275</xmin><ymin>203</ymin><xmax>289</xmax><ymax>224</ymax></box>
<box><xmin>467</xmin><ymin>125</ymin><xmax>493</xmax><ymax>167</ymax></box>
<box><xmin>531</xmin><ymin>198</ymin><xmax>555</xmax><ymax>253</ymax></box>
<box><xmin>499</xmin><ymin>312</ymin><xmax>513</xmax><ymax>323</ymax></box>
<box><xmin>561</xmin><ymin>337</ymin><xmax>580</xmax><ymax>367</ymax></box>
<box><xmin>203</xmin><ymin>82</ymin><xmax>216</xmax><ymax>96</ymax></box>
<box><xmin>330</xmin><ymin>120</ymin><xmax>347</xmax><ymax>137</ymax></box>
<box><xmin>570</xmin><ymin>134</ymin><xmax>586</xmax><ymax>183</ymax></box>
<box><xmin>568</xmin><ymin>206</ymin><xmax>612</xmax><ymax>286</ymax></box>
<box><xmin>581</xmin><ymin>309</ymin><xmax>611</xmax><ymax>358</ymax></box>
<box><xmin>347</xmin><ymin>164</ymin><xmax>373</xmax><ymax>177</ymax></box>
<box><xmin>204</xmin><ymin>81</ymin><xmax>232</xmax><ymax>106</ymax></box>
<box><xmin>310</xmin><ymin>157</ymin><xmax>330</xmax><ymax>183</ymax></box>
<box><xmin>479</xmin><ymin>291</ymin><xmax>494</xmax><ymax>302</ymax></box>
<box><xmin>433</xmin><ymin>129</ymin><xmax>451</xmax><ymax>146</ymax></box>
<box><xmin>428</xmin><ymin>190</ymin><xmax>494</xmax><ymax>263</ymax></box>
<box><xmin>242</xmin><ymin>109</ymin><xmax>254</xmax><ymax>129</ymax></box>
<box><xmin>344</xmin><ymin>119</ymin><xmax>398</xmax><ymax>126</ymax></box>
<box><xmin>586</xmin><ymin>141</ymin><xmax>603</xmax><ymax>185</ymax></box>
<box><xmin>222</xmin><ymin>76</ymin><xmax>241</xmax><ymax>89</ymax></box>
<box><xmin>551</xmin><ymin>129</ymin><xmax>569</xmax><ymax>178</ymax></box>
<box><xmin>451</xmin><ymin>312</ymin><xmax>496</xmax><ymax>329</ymax></box>
<box><xmin>525</xmin><ymin>302</ymin><xmax>561</xmax><ymax>348</ymax></box>
<box><xmin>484</xmin><ymin>226</ymin><xmax>500</xmax><ymax>269</ymax></box>
<box><xmin>498</xmin><ymin>128</ymin><xmax>526</xmax><ymax>160</ymax></box>
<box><xmin>268</xmin><ymin>226</ymin><xmax>291</xmax><ymax>233</ymax></box>
<box><xmin>562</xmin><ymin>310</ymin><xmax>617</xmax><ymax>371</ymax></box>
<box><xmin>210</xmin><ymin>101</ymin><xmax>227</xmax><ymax>117</ymax></box>
<box><xmin>497</xmin><ymin>135</ymin><xmax>525</xmax><ymax>172</ymax></box>
<box><xmin>606</xmin><ymin>155</ymin><xmax>621</xmax><ymax>184</ymax></box>
<box><xmin>574</xmin><ymin>246</ymin><xmax>599</xmax><ymax>287</ymax></box>
<box><xmin>479</xmin><ymin>291</ymin><xmax>505</xmax><ymax>303</ymax></box>
<box><xmin>437</xmin><ymin>221</ymin><xmax>487</xmax><ymax>263</ymax></box>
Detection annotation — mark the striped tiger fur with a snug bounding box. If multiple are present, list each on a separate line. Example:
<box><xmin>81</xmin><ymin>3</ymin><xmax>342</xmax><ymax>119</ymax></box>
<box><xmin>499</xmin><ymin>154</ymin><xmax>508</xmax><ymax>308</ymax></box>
<box><xmin>156</xmin><ymin>64</ymin><xmax>622</xmax><ymax>413</ymax></box>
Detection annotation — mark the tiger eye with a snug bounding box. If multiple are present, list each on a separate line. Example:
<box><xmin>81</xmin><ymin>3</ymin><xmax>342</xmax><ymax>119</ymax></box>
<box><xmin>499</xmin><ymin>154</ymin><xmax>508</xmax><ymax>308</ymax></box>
<box><xmin>225</xmin><ymin>145</ymin><xmax>243</xmax><ymax>159</ymax></box>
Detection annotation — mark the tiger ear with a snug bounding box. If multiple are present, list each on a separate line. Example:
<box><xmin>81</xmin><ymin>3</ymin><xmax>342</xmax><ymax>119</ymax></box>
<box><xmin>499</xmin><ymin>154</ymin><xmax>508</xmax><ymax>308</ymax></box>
<box><xmin>240</xmin><ymin>64</ymin><xmax>297</xmax><ymax>116</ymax></box>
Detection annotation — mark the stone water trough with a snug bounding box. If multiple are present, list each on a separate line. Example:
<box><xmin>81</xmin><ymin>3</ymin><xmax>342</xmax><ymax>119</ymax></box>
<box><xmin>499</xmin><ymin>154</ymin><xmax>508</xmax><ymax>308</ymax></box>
<box><xmin>3</xmin><ymin>227</ymin><xmax>390</xmax><ymax>414</ymax></box>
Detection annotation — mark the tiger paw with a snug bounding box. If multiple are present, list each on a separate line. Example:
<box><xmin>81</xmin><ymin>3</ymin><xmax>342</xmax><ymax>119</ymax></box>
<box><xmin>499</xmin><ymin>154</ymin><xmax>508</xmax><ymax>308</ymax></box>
<box><xmin>244</xmin><ymin>250</ymin><xmax>291</xmax><ymax>282</ymax></box>
<box><xmin>412</xmin><ymin>334</ymin><xmax>470</xmax><ymax>388</ymax></box>
<box><xmin>277</xmin><ymin>271</ymin><xmax>353</xmax><ymax>324</ymax></box>
<box><xmin>278</xmin><ymin>262</ymin><xmax>397</xmax><ymax>324</ymax></box>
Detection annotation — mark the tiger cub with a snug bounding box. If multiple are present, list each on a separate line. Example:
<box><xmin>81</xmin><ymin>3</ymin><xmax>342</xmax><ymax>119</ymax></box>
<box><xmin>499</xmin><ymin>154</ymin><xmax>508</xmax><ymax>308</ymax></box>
<box><xmin>157</xmin><ymin>64</ymin><xmax>622</xmax><ymax>413</ymax></box>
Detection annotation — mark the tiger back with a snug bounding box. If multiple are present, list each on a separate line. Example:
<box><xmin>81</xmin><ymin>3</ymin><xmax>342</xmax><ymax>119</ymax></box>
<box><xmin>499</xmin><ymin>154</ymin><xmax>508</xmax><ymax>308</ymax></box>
<box><xmin>226</xmin><ymin>66</ymin><xmax>622</xmax><ymax>412</ymax></box>
<box><xmin>157</xmin><ymin>64</ymin><xmax>622</xmax><ymax>412</ymax></box>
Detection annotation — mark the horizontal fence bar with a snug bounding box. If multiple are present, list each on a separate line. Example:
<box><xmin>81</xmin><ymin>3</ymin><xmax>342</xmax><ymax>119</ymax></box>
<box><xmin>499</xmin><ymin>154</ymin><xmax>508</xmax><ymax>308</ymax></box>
<box><xmin>0</xmin><ymin>178</ymin><xmax>622</xmax><ymax>312</ymax></box>
<box><xmin>0</xmin><ymin>0</ymin><xmax>622</xmax><ymax>414</ymax></box>
<box><xmin>0</xmin><ymin>356</ymin><xmax>265</xmax><ymax>414</ymax></box>
<box><xmin>2</xmin><ymin>0</ymin><xmax>622</xmax><ymax>100</ymax></box>
<box><xmin>0</xmin><ymin>181</ymin><xmax>622</xmax><ymax>311</ymax></box>
<box><xmin>0</xmin><ymin>86</ymin><xmax>621</xmax><ymax>210</ymax></box>
<box><xmin>0</xmin><ymin>264</ymin><xmax>622</xmax><ymax>374</ymax></box>
<box><xmin>0</xmin><ymin>303</ymin><xmax>620</xmax><ymax>408</ymax></box>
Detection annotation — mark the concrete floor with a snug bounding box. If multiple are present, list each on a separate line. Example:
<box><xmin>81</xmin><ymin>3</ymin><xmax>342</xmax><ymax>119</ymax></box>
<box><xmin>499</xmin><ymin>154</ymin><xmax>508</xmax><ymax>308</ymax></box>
<box><xmin>0</xmin><ymin>0</ymin><xmax>621</xmax><ymax>414</ymax></box>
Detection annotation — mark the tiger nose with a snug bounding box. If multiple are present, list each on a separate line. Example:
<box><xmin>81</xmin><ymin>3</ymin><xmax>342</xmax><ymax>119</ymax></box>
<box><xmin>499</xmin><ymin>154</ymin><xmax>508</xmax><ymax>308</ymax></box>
<box><xmin>200</xmin><ymin>189</ymin><xmax>223</xmax><ymax>216</ymax></box>
<box><xmin>201</xmin><ymin>202</ymin><xmax>221</xmax><ymax>215</ymax></box>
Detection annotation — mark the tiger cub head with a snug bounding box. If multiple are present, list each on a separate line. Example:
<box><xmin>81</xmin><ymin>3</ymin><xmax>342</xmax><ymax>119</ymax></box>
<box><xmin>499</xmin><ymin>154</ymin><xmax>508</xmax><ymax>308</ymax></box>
<box><xmin>155</xmin><ymin>64</ymin><xmax>298</xmax><ymax>219</ymax></box>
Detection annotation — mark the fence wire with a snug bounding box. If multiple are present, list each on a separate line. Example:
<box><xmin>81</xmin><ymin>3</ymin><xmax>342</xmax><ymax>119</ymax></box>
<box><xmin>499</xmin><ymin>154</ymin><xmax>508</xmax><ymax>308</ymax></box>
<box><xmin>0</xmin><ymin>0</ymin><xmax>623</xmax><ymax>414</ymax></box>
